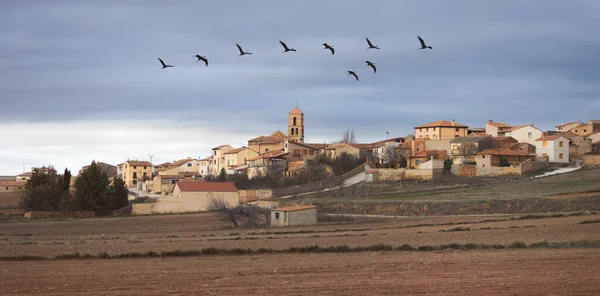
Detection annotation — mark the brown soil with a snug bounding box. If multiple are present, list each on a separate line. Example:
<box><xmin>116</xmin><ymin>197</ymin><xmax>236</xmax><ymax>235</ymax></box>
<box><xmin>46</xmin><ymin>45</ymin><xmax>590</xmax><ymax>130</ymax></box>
<box><xmin>1</xmin><ymin>213</ymin><xmax>599</xmax><ymax>257</ymax></box>
<box><xmin>2</xmin><ymin>249</ymin><xmax>599</xmax><ymax>295</ymax></box>
<box><xmin>545</xmin><ymin>191</ymin><xmax>600</xmax><ymax>199</ymax></box>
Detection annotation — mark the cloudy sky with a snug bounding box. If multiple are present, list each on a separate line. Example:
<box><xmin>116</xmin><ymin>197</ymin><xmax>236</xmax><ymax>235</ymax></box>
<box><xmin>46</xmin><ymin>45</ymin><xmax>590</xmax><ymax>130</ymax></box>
<box><xmin>1</xmin><ymin>0</ymin><xmax>599</xmax><ymax>175</ymax></box>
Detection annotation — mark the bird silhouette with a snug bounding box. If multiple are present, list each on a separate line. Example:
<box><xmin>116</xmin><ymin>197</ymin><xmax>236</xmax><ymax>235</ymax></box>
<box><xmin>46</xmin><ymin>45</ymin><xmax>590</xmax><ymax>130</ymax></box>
<box><xmin>366</xmin><ymin>37</ymin><xmax>380</xmax><ymax>50</ymax></box>
<box><xmin>194</xmin><ymin>55</ymin><xmax>208</xmax><ymax>66</ymax></box>
<box><xmin>347</xmin><ymin>71</ymin><xmax>359</xmax><ymax>81</ymax></box>
<box><xmin>236</xmin><ymin>43</ymin><xmax>252</xmax><ymax>56</ymax></box>
<box><xmin>279</xmin><ymin>40</ymin><xmax>297</xmax><ymax>53</ymax></box>
<box><xmin>364</xmin><ymin>61</ymin><xmax>376</xmax><ymax>73</ymax></box>
<box><xmin>158</xmin><ymin>58</ymin><xmax>173</xmax><ymax>69</ymax></box>
<box><xmin>418</xmin><ymin>36</ymin><xmax>433</xmax><ymax>50</ymax></box>
<box><xmin>321</xmin><ymin>43</ymin><xmax>335</xmax><ymax>55</ymax></box>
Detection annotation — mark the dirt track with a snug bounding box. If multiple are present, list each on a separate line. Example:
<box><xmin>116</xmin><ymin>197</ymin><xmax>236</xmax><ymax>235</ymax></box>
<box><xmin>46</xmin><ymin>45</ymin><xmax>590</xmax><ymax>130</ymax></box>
<box><xmin>2</xmin><ymin>249</ymin><xmax>599</xmax><ymax>295</ymax></box>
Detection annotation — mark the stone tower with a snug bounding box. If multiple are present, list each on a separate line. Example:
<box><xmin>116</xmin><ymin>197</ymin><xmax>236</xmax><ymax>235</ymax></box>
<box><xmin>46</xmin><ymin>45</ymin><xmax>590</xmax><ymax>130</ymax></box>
<box><xmin>288</xmin><ymin>106</ymin><xmax>304</xmax><ymax>143</ymax></box>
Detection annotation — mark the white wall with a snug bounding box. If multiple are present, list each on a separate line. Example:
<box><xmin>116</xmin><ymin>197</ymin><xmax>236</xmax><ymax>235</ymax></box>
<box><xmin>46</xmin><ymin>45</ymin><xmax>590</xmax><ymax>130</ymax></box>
<box><xmin>536</xmin><ymin>137</ymin><xmax>569</xmax><ymax>163</ymax></box>
<box><xmin>506</xmin><ymin>126</ymin><xmax>543</xmax><ymax>146</ymax></box>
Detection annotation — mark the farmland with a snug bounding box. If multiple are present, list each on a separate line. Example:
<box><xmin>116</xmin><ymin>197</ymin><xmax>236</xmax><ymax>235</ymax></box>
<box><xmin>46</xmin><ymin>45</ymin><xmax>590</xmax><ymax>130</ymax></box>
<box><xmin>1</xmin><ymin>168</ymin><xmax>600</xmax><ymax>295</ymax></box>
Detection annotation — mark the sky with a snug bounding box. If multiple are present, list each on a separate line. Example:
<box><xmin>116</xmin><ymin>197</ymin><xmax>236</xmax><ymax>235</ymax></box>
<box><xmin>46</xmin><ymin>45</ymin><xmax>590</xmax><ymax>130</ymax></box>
<box><xmin>1</xmin><ymin>0</ymin><xmax>599</xmax><ymax>175</ymax></box>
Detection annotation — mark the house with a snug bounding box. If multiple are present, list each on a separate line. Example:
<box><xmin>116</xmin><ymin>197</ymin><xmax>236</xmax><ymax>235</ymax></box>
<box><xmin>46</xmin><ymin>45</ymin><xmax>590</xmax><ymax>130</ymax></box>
<box><xmin>492</xmin><ymin>136</ymin><xmax>519</xmax><ymax>149</ymax></box>
<box><xmin>270</xmin><ymin>205</ymin><xmax>317</xmax><ymax>226</ymax></box>
<box><xmin>468</xmin><ymin>127</ymin><xmax>486</xmax><ymax>135</ymax></box>
<box><xmin>223</xmin><ymin>147</ymin><xmax>260</xmax><ymax>174</ymax></box>
<box><xmin>510</xmin><ymin>142</ymin><xmax>536</xmax><ymax>155</ymax></box>
<box><xmin>1</xmin><ymin>180</ymin><xmax>26</xmax><ymax>193</ymax></box>
<box><xmin>555</xmin><ymin>121</ymin><xmax>583</xmax><ymax>132</ymax></box>
<box><xmin>284</xmin><ymin>140</ymin><xmax>320</xmax><ymax>160</ymax></box>
<box><xmin>117</xmin><ymin>160</ymin><xmax>153</xmax><ymax>189</ymax></box>
<box><xmin>323</xmin><ymin>143</ymin><xmax>372</xmax><ymax>160</ymax></box>
<box><xmin>449</xmin><ymin>136</ymin><xmax>497</xmax><ymax>164</ymax></box>
<box><xmin>398</xmin><ymin>138</ymin><xmax>425</xmax><ymax>160</ymax></box>
<box><xmin>78</xmin><ymin>162</ymin><xmax>117</xmax><ymax>178</ymax></box>
<box><xmin>15</xmin><ymin>172</ymin><xmax>32</xmax><ymax>181</ymax></box>
<box><xmin>592</xmin><ymin>140</ymin><xmax>600</xmax><ymax>153</ymax></box>
<box><xmin>370</xmin><ymin>137</ymin><xmax>405</xmax><ymax>164</ymax></box>
<box><xmin>247</xmin><ymin>150</ymin><xmax>289</xmax><ymax>179</ymax></box>
<box><xmin>151</xmin><ymin>174</ymin><xmax>185</xmax><ymax>195</ymax></box>
<box><xmin>560</xmin><ymin>131</ymin><xmax>592</xmax><ymax>159</ymax></box>
<box><xmin>409</xmin><ymin>150</ymin><xmax>447</xmax><ymax>168</ymax></box>
<box><xmin>171</xmin><ymin>181</ymin><xmax>239</xmax><ymax>212</ymax></box>
<box><xmin>211</xmin><ymin>145</ymin><xmax>234</xmax><ymax>174</ymax></box>
<box><xmin>485</xmin><ymin>120</ymin><xmax>513</xmax><ymax>137</ymax></box>
<box><xmin>414</xmin><ymin>119</ymin><xmax>468</xmax><ymax>140</ymax></box>
<box><xmin>535</xmin><ymin>135</ymin><xmax>570</xmax><ymax>163</ymax></box>
<box><xmin>157</xmin><ymin>158</ymin><xmax>199</xmax><ymax>176</ymax></box>
<box><xmin>571</xmin><ymin>120</ymin><xmax>600</xmax><ymax>137</ymax></box>
<box><xmin>475</xmin><ymin>148</ymin><xmax>534</xmax><ymax>167</ymax></box>
<box><xmin>198</xmin><ymin>156</ymin><xmax>213</xmax><ymax>176</ymax></box>
<box><xmin>502</xmin><ymin>125</ymin><xmax>543</xmax><ymax>146</ymax></box>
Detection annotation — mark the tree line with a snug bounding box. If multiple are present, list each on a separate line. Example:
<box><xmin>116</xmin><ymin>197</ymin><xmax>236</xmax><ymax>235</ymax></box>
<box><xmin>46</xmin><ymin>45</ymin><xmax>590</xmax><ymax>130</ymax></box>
<box><xmin>20</xmin><ymin>161</ymin><xmax>129</xmax><ymax>215</ymax></box>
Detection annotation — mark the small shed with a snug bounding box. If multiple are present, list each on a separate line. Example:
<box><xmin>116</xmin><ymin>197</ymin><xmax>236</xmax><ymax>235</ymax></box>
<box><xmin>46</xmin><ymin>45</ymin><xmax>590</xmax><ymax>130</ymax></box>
<box><xmin>270</xmin><ymin>205</ymin><xmax>317</xmax><ymax>226</ymax></box>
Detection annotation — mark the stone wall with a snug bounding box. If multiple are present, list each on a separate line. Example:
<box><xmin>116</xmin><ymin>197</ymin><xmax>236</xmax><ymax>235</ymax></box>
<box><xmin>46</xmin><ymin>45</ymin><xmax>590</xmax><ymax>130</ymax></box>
<box><xmin>581</xmin><ymin>153</ymin><xmax>600</xmax><ymax>167</ymax></box>
<box><xmin>132</xmin><ymin>203</ymin><xmax>154</xmax><ymax>215</ymax></box>
<box><xmin>520</xmin><ymin>158</ymin><xmax>549</xmax><ymax>174</ymax></box>
<box><xmin>456</xmin><ymin>164</ymin><xmax>478</xmax><ymax>177</ymax></box>
<box><xmin>23</xmin><ymin>210</ymin><xmax>96</xmax><ymax>219</ymax></box>
<box><xmin>239</xmin><ymin>189</ymin><xmax>273</xmax><ymax>203</ymax></box>
<box><xmin>271</xmin><ymin>163</ymin><xmax>366</xmax><ymax>197</ymax></box>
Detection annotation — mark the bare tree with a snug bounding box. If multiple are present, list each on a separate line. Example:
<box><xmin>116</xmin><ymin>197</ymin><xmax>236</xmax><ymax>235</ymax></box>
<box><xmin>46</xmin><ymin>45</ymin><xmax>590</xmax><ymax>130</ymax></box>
<box><xmin>208</xmin><ymin>196</ymin><xmax>264</xmax><ymax>227</ymax></box>
<box><xmin>381</xmin><ymin>147</ymin><xmax>400</xmax><ymax>167</ymax></box>
<box><xmin>341</xmin><ymin>126</ymin><xmax>356</xmax><ymax>144</ymax></box>
<box><xmin>458</xmin><ymin>143</ymin><xmax>478</xmax><ymax>158</ymax></box>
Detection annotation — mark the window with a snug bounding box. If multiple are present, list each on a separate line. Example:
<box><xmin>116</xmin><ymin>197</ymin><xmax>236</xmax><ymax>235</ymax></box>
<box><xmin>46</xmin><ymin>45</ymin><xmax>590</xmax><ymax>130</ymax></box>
<box><xmin>559</xmin><ymin>141</ymin><xmax>563</xmax><ymax>147</ymax></box>
<box><xmin>416</xmin><ymin>147</ymin><xmax>420</xmax><ymax>152</ymax></box>
<box><xmin>133</xmin><ymin>180</ymin><xmax>137</xmax><ymax>185</ymax></box>
<box><xmin>144</xmin><ymin>166</ymin><xmax>147</xmax><ymax>169</ymax></box>
<box><xmin>265</xmin><ymin>148</ymin><xmax>270</xmax><ymax>153</ymax></box>
<box><xmin>133</xmin><ymin>173</ymin><xmax>137</xmax><ymax>179</ymax></box>
<box><xmin>293</xmin><ymin>117</ymin><xmax>297</xmax><ymax>126</ymax></box>
<box><xmin>433</xmin><ymin>128</ymin><xmax>436</xmax><ymax>131</ymax></box>
<box><xmin>291</xmin><ymin>129</ymin><xmax>295</xmax><ymax>135</ymax></box>
<box><xmin>482</xmin><ymin>155</ymin><xmax>485</xmax><ymax>158</ymax></box>
<box><xmin>426</xmin><ymin>128</ymin><xmax>429</xmax><ymax>132</ymax></box>
<box><xmin>133</xmin><ymin>166</ymin><xmax>137</xmax><ymax>169</ymax></box>
<box><xmin>559</xmin><ymin>153</ymin><xmax>564</xmax><ymax>159</ymax></box>
<box><xmin>143</xmin><ymin>172</ymin><xmax>147</xmax><ymax>177</ymax></box>
<box><xmin>415</xmin><ymin>160</ymin><xmax>421</xmax><ymax>165</ymax></box>
<box><xmin>295</xmin><ymin>128</ymin><xmax>299</xmax><ymax>135</ymax></box>
<box><xmin>4</xmin><ymin>187</ymin><xmax>7</xmax><ymax>190</ymax></box>
<box><xmin>214</xmin><ymin>151</ymin><xmax>217</xmax><ymax>155</ymax></box>
<box><xmin>528</xmin><ymin>132</ymin><xmax>532</xmax><ymax>139</ymax></box>
<box><xmin>452</xmin><ymin>145</ymin><xmax>459</xmax><ymax>150</ymax></box>
<box><xmin>542</xmin><ymin>141</ymin><xmax>547</xmax><ymax>147</ymax></box>
<box><xmin>584</xmin><ymin>129</ymin><xmax>587</xmax><ymax>133</ymax></box>
<box><xmin>455</xmin><ymin>128</ymin><xmax>459</xmax><ymax>132</ymax></box>
<box><xmin>275</xmin><ymin>213</ymin><xmax>280</xmax><ymax>219</ymax></box>
<box><xmin>187</xmin><ymin>163</ymin><xmax>192</xmax><ymax>167</ymax></box>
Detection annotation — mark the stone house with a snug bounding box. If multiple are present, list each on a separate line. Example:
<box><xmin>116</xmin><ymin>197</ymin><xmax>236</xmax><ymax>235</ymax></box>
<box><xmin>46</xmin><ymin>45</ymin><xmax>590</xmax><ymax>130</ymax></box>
<box><xmin>270</xmin><ymin>205</ymin><xmax>317</xmax><ymax>226</ymax></box>
<box><xmin>559</xmin><ymin>131</ymin><xmax>592</xmax><ymax>159</ymax></box>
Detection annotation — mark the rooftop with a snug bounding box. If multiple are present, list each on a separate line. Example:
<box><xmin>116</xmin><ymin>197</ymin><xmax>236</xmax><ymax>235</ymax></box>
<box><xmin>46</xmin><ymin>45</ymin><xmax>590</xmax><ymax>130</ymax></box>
<box><xmin>272</xmin><ymin>205</ymin><xmax>316</xmax><ymax>212</ymax></box>
<box><xmin>289</xmin><ymin>106</ymin><xmax>303</xmax><ymax>114</ymax></box>
<box><xmin>450</xmin><ymin>136</ymin><xmax>490</xmax><ymax>143</ymax></box>
<box><xmin>415</xmin><ymin>120</ymin><xmax>467</xmax><ymax>128</ymax></box>
<box><xmin>486</xmin><ymin>120</ymin><xmax>512</xmax><ymax>128</ymax></box>
<box><xmin>536</xmin><ymin>135</ymin><xmax>566</xmax><ymax>141</ymax></box>
<box><xmin>478</xmin><ymin>148</ymin><xmax>530</xmax><ymax>156</ymax></box>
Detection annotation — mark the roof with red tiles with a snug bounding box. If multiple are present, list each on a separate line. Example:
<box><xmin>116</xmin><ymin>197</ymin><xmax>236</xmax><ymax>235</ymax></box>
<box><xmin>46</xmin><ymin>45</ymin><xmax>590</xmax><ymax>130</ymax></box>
<box><xmin>478</xmin><ymin>148</ymin><xmax>530</xmax><ymax>156</ymax></box>
<box><xmin>176</xmin><ymin>181</ymin><xmax>237</xmax><ymax>192</ymax></box>
<box><xmin>412</xmin><ymin>150</ymin><xmax>446</xmax><ymax>158</ymax></box>
<box><xmin>272</xmin><ymin>205</ymin><xmax>316</xmax><ymax>212</ymax></box>
<box><xmin>223</xmin><ymin>147</ymin><xmax>246</xmax><ymax>155</ymax></box>
<box><xmin>415</xmin><ymin>120</ymin><xmax>468</xmax><ymax>128</ymax></box>
<box><xmin>536</xmin><ymin>135</ymin><xmax>567</xmax><ymax>141</ymax></box>
<box><xmin>212</xmin><ymin>144</ymin><xmax>234</xmax><ymax>150</ymax></box>
<box><xmin>157</xmin><ymin>175</ymin><xmax>185</xmax><ymax>179</ymax></box>
<box><xmin>486</xmin><ymin>121</ymin><xmax>512</xmax><ymax>128</ymax></box>
<box><xmin>289</xmin><ymin>106</ymin><xmax>303</xmax><ymax>114</ymax></box>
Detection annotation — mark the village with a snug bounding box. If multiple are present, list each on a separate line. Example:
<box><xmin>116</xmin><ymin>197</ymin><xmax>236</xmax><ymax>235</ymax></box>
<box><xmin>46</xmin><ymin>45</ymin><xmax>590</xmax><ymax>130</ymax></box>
<box><xmin>2</xmin><ymin>106</ymin><xmax>600</xmax><ymax>221</ymax></box>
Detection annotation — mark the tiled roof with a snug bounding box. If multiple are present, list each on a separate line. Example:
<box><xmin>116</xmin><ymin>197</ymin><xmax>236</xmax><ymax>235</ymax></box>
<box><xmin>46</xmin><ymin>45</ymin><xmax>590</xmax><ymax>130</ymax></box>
<box><xmin>504</xmin><ymin>124</ymin><xmax>541</xmax><ymax>132</ymax></box>
<box><xmin>271</xmin><ymin>130</ymin><xmax>287</xmax><ymax>139</ymax></box>
<box><xmin>415</xmin><ymin>120</ymin><xmax>467</xmax><ymax>128</ymax></box>
<box><xmin>248</xmin><ymin>150</ymin><xmax>287</xmax><ymax>161</ymax></box>
<box><xmin>289</xmin><ymin>141</ymin><xmax>320</xmax><ymax>150</ymax></box>
<box><xmin>172</xmin><ymin>158</ymin><xmax>196</xmax><ymax>167</ymax></box>
<box><xmin>198</xmin><ymin>156</ymin><xmax>212</xmax><ymax>161</ymax></box>
<box><xmin>248</xmin><ymin>135</ymin><xmax>286</xmax><ymax>143</ymax></box>
<box><xmin>224</xmin><ymin>147</ymin><xmax>246</xmax><ymax>155</ymax></box>
<box><xmin>180</xmin><ymin>172</ymin><xmax>202</xmax><ymax>178</ymax></box>
<box><xmin>303</xmin><ymin>143</ymin><xmax>328</xmax><ymax>150</ymax></box>
<box><xmin>212</xmin><ymin>144</ymin><xmax>233</xmax><ymax>150</ymax></box>
<box><xmin>492</xmin><ymin>136</ymin><xmax>518</xmax><ymax>142</ymax></box>
<box><xmin>273</xmin><ymin>205</ymin><xmax>316</xmax><ymax>212</ymax></box>
<box><xmin>467</xmin><ymin>132</ymin><xmax>490</xmax><ymax>137</ymax></box>
<box><xmin>450</xmin><ymin>136</ymin><xmax>490</xmax><ymax>143</ymax></box>
<box><xmin>487</xmin><ymin>121</ymin><xmax>511</xmax><ymax>128</ymax></box>
<box><xmin>176</xmin><ymin>181</ymin><xmax>238</xmax><ymax>192</ymax></box>
<box><xmin>478</xmin><ymin>148</ymin><xmax>530</xmax><ymax>156</ymax></box>
<box><xmin>536</xmin><ymin>135</ymin><xmax>566</xmax><ymax>141</ymax></box>
<box><xmin>289</xmin><ymin>106</ymin><xmax>303</xmax><ymax>114</ymax></box>
<box><xmin>370</xmin><ymin>137</ymin><xmax>405</xmax><ymax>145</ymax></box>
<box><xmin>400</xmin><ymin>138</ymin><xmax>424</xmax><ymax>149</ymax></box>
<box><xmin>17</xmin><ymin>172</ymin><xmax>32</xmax><ymax>177</ymax></box>
<box><xmin>412</xmin><ymin>150</ymin><xmax>446</xmax><ymax>158</ymax></box>
<box><xmin>158</xmin><ymin>175</ymin><xmax>185</xmax><ymax>179</ymax></box>
<box><xmin>555</xmin><ymin>121</ymin><xmax>582</xmax><ymax>128</ymax></box>
<box><xmin>0</xmin><ymin>181</ymin><xmax>26</xmax><ymax>186</ymax></box>
<box><xmin>124</xmin><ymin>160</ymin><xmax>152</xmax><ymax>166</ymax></box>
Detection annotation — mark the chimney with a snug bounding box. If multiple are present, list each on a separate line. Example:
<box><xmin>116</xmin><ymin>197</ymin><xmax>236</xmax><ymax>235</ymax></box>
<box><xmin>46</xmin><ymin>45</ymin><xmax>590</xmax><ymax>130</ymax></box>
<box><xmin>451</xmin><ymin>119</ymin><xmax>456</xmax><ymax>126</ymax></box>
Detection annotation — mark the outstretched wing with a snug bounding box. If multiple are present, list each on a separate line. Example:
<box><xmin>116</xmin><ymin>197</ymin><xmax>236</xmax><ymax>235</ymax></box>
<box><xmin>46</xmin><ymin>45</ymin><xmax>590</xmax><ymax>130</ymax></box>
<box><xmin>236</xmin><ymin>43</ymin><xmax>244</xmax><ymax>54</ymax></box>
<box><xmin>158</xmin><ymin>58</ymin><xmax>166</xmax><ymax>67</ymax></box>
<box><xmin>352</xmin><ymin>72</ymin><xmax>359</xmax><ymax>81</ymax></box>
<box><xmin>330</xmin><ymin>47</ymin><xmax>335</xmax><ymax>55</ymax></box>
<box><xmin>371</xmin><ymin>64</ymin><xmax>376</xmax><ymax>73</ymax></box>
<box><xmin>203</xmin><ymin>58</ymin><xmax>208</xmax><ymax>66</ymax></box>
<box><xmin>418</xmin><ymin>36</ymin><xmax>426</xmax><ymax>47</ymax></box>
<box><xmin>366</xmin><ymin>38</ymin><xmax>374</xmax><ymax>47</ymax></box>
<box><xmin>279</xmin><ymin>40</ymin><xmax>288</xmax><ymax>50</ymax></box>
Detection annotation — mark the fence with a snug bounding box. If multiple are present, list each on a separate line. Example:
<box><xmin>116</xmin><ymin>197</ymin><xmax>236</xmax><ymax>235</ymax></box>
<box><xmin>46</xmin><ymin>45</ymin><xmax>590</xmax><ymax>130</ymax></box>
<box><xmin>271</xmin><ymin>163</ymin><xmax>367</xmax><ymax>197</ymax></box>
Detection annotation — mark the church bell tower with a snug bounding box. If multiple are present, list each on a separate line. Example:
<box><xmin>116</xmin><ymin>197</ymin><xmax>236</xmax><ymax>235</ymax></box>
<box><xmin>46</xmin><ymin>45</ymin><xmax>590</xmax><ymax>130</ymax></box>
<box><xmin>288</xmin><ymin>106</ymin><xmax>304</xmax><ymax>143</ymax></box>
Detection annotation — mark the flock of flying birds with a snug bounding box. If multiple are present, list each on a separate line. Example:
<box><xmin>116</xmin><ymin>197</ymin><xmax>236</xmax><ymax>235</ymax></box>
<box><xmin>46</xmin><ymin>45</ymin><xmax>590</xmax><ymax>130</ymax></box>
<box><xmin>157</xmin><ymin>35</ymin><xmax>433</xmax><ymax>81</ymax></box>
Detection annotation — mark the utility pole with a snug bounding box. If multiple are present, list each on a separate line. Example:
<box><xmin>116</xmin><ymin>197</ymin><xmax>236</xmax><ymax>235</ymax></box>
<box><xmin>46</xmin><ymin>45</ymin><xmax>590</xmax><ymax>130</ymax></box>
<box><xmin>386</xmin><ymin>132</ymin><xmax>389</xmax><ymax>139</ymax></box>
<box><xmin>148</xmin><ymin>154</ymin><xmax>154</xmax><ymax>176</ymax></box>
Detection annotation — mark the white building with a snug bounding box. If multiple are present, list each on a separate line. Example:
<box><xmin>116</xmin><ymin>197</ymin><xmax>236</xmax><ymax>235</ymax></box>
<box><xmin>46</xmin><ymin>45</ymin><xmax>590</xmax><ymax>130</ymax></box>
<box><xmin>198</xmin><ymin>156</ymin><xmax>213</xmax><ymax>176</ymax></box>
<box><xmin>535</xmin><ymin>135</ymin><xmax>569</xmax><ymax>163</ymax></box>
<box><xmin>503</xmin><ymin>125</ymin><xmax>543</xmax><ymax>146</ymax></box>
